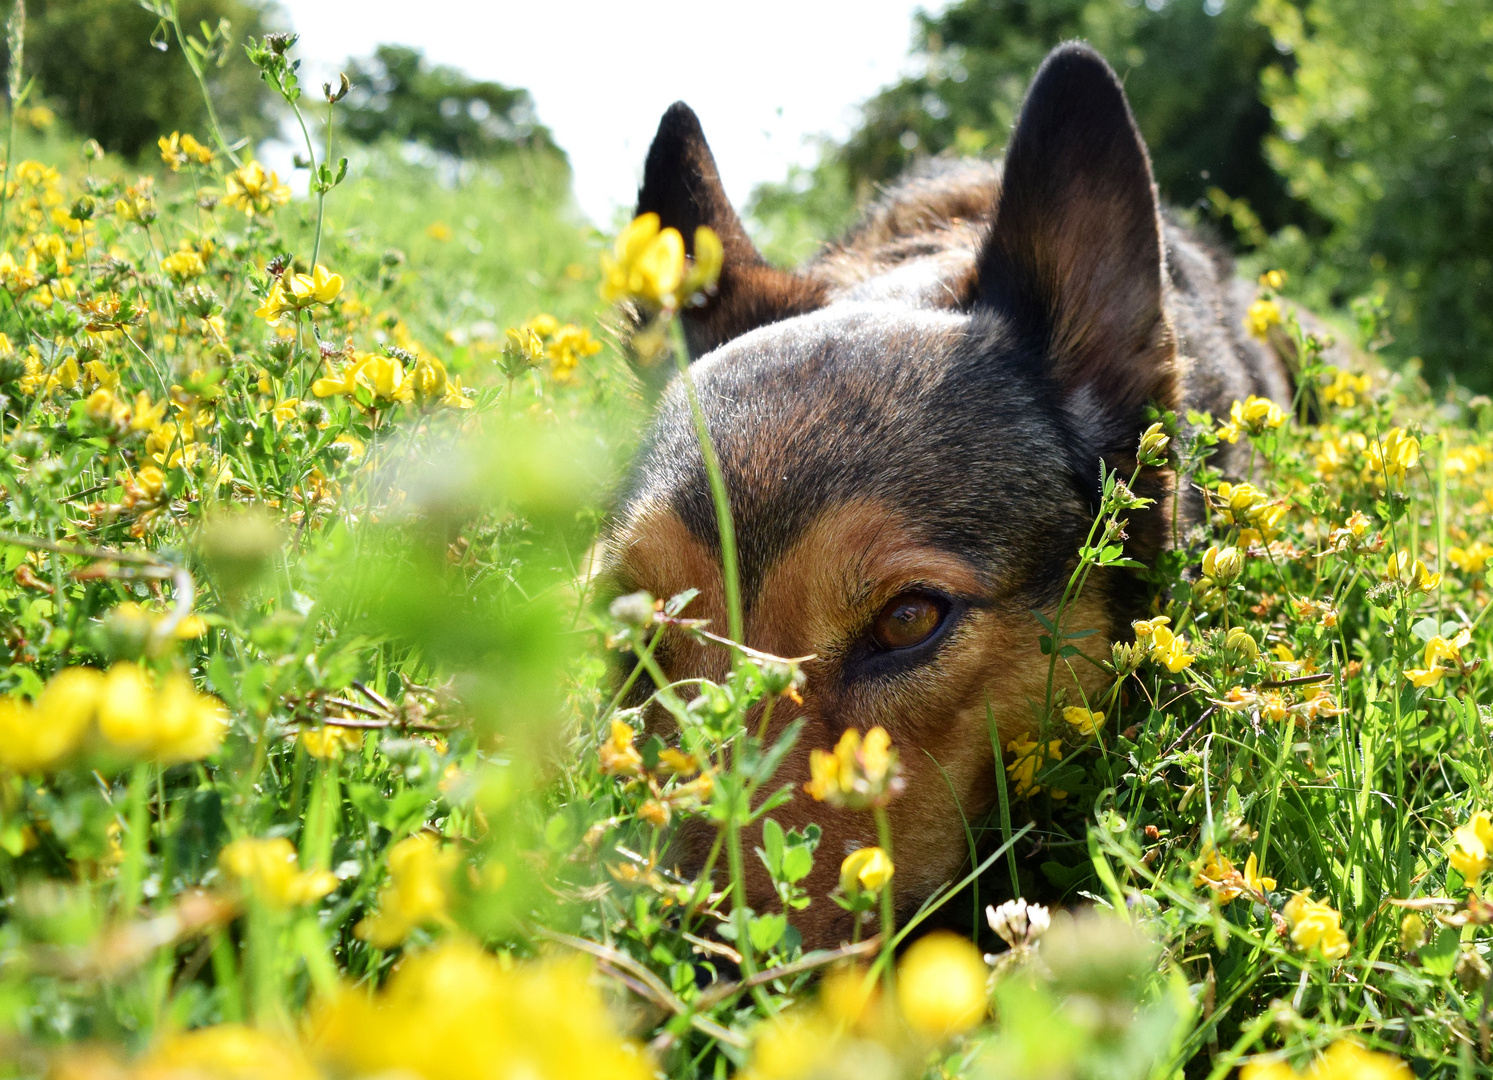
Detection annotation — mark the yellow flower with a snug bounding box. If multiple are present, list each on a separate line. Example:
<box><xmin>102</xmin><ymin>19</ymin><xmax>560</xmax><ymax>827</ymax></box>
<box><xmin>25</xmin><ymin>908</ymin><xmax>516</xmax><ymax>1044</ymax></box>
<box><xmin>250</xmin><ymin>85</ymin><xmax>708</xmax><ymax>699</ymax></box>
<box><xmin>1259</xmin><ymin>269</ymin><xmax>1286</xmax><ymax>290</ymax></box>
<box><xmin>1385</xmin><ymin>550</ymin><xmax>1440</xmax><ymax>593</ymax></box>
<box><xmin>1283</xmin><ymin>892</ymin><xmax>1350</xmax><ymax>960</ymax></box>
<box><xmin>1242</xmin><ymin>853</ymin><xmax>1276</xmax><ymax>897</ymax></box>
<box><xmin>546</xmin><ymin>323</ymin><xmax>603</xmax><ymax>383</ymax></box>
<box><xmin>160</xmin><ymin>249</ymin><xmax>206</xmax><ymax>280</ymax></box>
<box><xmin>0</xmin><ymin>249</ymin><xmax>39</xmax><ymax>293</ymax></box>
<box><xmin>408</xmin><ymin>355</ymin><xmax>449</xmax><ymax>400</ymax></box>
<box><xmin>1245</xmin><ymin>298</ymin><xmax>1282</xmax><ymax>339</ymax></box>
<box><xmin>1062</xmin><ymin>706</ymin><xmax>1104</xmax><ymax>737</ymax></box>
<box><xmin>224</xmin><ymin>160</ymin><xmax>291</xmax><ymax>217</ymax></box>
<box><xmin>1147</xmin><ymin>624</ymin><xmax>1195</xmax><ymax>673</ymax></box>
<box><xmin>599</xmin><ymin>719</ymin><xmax>644</xmax><ymax>776</ymax></box>
<box><xmin>804</xmin><ymin>725</ymin><xmax>902</xmax><ymax>809</ymax></box>
<box><xmin>309</xmin><ymin>942</ymin><xmax>652</xmax><ymax>1080</ymax></box>
<box><xmin>219</xmin><ymin>837</ymin><xmax>338</xmax><ymax>908</ymax></box>
<box><xmin>1226</xmin><ymin>395</ymin><xmax>1286</xmax><ymax>441</ymax></box>
<box><xmin>1367</xmin><ymin>427</ymin><xmax>1420</xmax><ymax>484</ymax></box>
<box><xmin>895</xmin><ymin>932</ymin><xmax>988</xmax><ymax>1040</ymax></box>
<box><xmin>1320</xmin><ymin>365</ymin><xmax>1372</xmax><ymax>408</ymax></box>
<box><xmin>1241</xmin><ymin>1040</ymin><xmax>1412</xmax><ymax>1080</ymax></box>
<box><xmin>1404</xmin><ymin>628</ymin><xmax>1471</xmax><ymax>687</ymax></box>
<box><xmin>425</xmin><ymin>221</ymin><xmax>453</xmax><ymax>241</ymax></box>
<box><xmin>681</xmin><ymin>224</ymin><xmax>724</xmax><ymax>299</ymax></box>
<box><xmin>158</xmin><ymin>131</ymin><xmax>215</xmax><ymax>170</ymax></box>
<box><xmin>130</xmin><ymin>390</ymin><xmax>167</xmax><ymax>432</ymax></box>
<box><xmin>1449</xmin><ymin>811</ymin><xmax>1493</xmax><ymax>884</ymax></box>
<box><xmin>0</xmin><ymin>667</ymin><xmax>102</xmax><ymax>773</ymax></box>
<box><xmin>311</xmin><ymin>362</ymin><xmax>360</xmax><ymax>399</ymax></box>
<box><xmin>1137</xmin><ymin>420</ymin><xmax>1170</xmax><ymax>460</ymax></box>
<box><xmin>1005</xmin><ymin>734</ymin><xmax>1065</xmax><ymax>799</ymax></box>
<box><xmin>255</xmin><ymin>265</ymin><xmax>343</xmax><ymax>325</ymax></box>
<box><xmin>355</xmin><ymin>353</ymin><xmax>412</xmax><ymax>403</ymax></box>
<box><xmin>839</xmin><ymin>846</ymin><xmax>894</xmax><ymax>894</ymax></box>
<box><xmin>271</xmin><ymin>397</ymin><xmax>301</xmax><ymax>429</ymax></box>
<box><xmin>1202</xmin><ymin>544</ymin><xmax>1244</xmax><ymax>585</ymax></box>
<box><xmin>355</xmin><ymin>833</ymin><xmax>460</xmax><ymax>947</ymax></box>
<box><xmin>136</xmin><ymin>1024</ymin><xmax>319</xmax><ymax>1080</ymax></box>
<box><xmin>1449</xmin><ymin>540</ymin><xmax>1493</xmax><ymax>574</ymax></box>
<box><xmin>1193</xmin><ymin>843</ymin><xmax>1243</xmax><ymax>904</ymax></box>
<box><xmin>439</xmin><ymin>375</ymin><xmax>473</xmax><ymax>409</ymax></box>
<box><xmin>600</xmin><ymin>212</ymin><xmax>691</xmax><ymax>307</ymax></box>
<box><xmin>300</xmin><ymin>724</ymin><xmax>365</xmax><ymax>760</ymax></box>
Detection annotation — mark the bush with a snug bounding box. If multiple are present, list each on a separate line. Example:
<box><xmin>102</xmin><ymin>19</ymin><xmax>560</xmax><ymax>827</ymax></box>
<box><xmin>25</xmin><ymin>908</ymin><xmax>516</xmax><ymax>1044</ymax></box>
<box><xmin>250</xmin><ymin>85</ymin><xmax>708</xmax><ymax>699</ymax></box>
<box><xmin>8</xmin><ymin>0</ymin><xmax>276</xmax><ymax>158</ymax></box>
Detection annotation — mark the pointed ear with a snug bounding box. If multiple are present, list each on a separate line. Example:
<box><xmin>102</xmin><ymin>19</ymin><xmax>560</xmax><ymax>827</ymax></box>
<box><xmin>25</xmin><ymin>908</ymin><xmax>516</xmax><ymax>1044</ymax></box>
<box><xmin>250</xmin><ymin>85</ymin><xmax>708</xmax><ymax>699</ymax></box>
<box><xmin>975</xmin><ymin>43</ymin><xmax>1176</xmax><ymax>453</ymax></box>
<box><xmin>637</xmin><ymin>103</ymin><xmax>826</xmax><ymax>359</ymax></box>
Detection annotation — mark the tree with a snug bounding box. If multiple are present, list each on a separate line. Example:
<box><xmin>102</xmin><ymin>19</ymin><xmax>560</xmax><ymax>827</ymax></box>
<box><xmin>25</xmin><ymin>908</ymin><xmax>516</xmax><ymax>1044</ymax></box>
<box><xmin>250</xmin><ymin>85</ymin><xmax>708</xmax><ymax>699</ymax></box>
<box><xmin>338</xmin><ymin>45</ymin><xmax>560</xmax><ymax>161</ymax></box>
<box><xmin>8</xmin><ymin>0</ymin><xmax>276</xmax><ymax>158</ymax></box>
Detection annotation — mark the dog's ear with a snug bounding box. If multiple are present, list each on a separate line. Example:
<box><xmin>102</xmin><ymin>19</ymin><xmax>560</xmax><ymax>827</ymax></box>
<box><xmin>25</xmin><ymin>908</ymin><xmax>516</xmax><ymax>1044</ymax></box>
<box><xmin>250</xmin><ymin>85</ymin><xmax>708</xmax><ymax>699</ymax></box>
<box><xmin>974</xmin><ymin>42</ymin><xmax>1176</xmax><ymax>454</ymax></box>
<box><xmin>637</xmin><ymin>102</ymin><xmax>826</xmax><ymax>359</ymax></box>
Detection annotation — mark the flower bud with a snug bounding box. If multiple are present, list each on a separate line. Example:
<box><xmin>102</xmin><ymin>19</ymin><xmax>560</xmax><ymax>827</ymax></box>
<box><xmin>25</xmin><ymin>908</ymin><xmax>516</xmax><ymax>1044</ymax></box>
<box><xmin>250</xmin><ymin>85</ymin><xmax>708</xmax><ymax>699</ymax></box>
<box><xmin>839</xmin><ymin>846</ymin><xmax>893</xmax><ymax>895</ymax></box>
<box><xmin>1137</xmin><ymin>421</ymin><xmax>1170</xmax><ymax>464</ymax></box>
<box><xmin>1223</xmin><ymin>627</ymin><xmax>1259</xmax><ymax>668</ymax></box>
<box><xmin>1202</xmin><ymin>545</ymin><xmax>1243</xmax><ymax>585</ymax></box>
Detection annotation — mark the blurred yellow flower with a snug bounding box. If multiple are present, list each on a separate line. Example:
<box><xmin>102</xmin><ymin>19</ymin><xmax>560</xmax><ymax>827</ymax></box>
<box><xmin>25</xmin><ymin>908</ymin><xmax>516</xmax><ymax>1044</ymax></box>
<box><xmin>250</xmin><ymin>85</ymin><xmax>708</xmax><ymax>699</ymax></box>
<box><xmin>355</xmin><ymin>833</ymin><xmax>459</xmax><ymax>947</ymax></box>
<box><xmin>300</xmin><ymin>724</ymin><xmax>365</xmax><ymax>760</ymax></box>
<box><xmin>1241</xmin><ymin>1040</ymin><xmax>1411</xmax><ymax>1080</ymax></box>
<box><xmin>600</xmin><ymin>213</ymin><xmax>685</xmax><ymax>307</ymax></box>
<box><xmin>1449</xmin><ymin>540</ymin><xmax>1493</xmax><ymax>574</ymax></box>
<box><xmin>1283</xmin><ymin>892</ymin><xmax>1350</xmax><ymax>960</ymax></box>
<box><xmin>158</xmin><ymin>131</ymin><xmax>215</xmax><ymax>171</ymax></box>
<box><xmin>160</xmin><ymin>249</ymin><xmax>206</xmax><ymax>280</ymax></box>
<box><xmin>135</xmin><ymin>1023</ymin><xmax>320</xmax><ymax>1080</ymax></box>
<box><xmin>219</xmin><ymin>836</ymin><xmax>338</xmax><ymax>908</ymax></box>
<box><xmin>1386</xmin><ymin>550</ymin><xmax>1440</xmax><ymax>594</ymax></box>
<box><xmin>1245</xmin><ymin>298</ymin><xmax>1281</xmax><ymax>339</ymax></box>
<box><xmin>224</xmin><ymin>161</ymin><xmax>291</xmax><ymax>217</ymax></box>
<box><xmin>1449</xmin><ymin>811</ymin><xmax>1493</xmax><ymax>883</ymax></box>
<box><xmin>547</xmin><ymin>323</ymin><xmax>603</xmax><ymax>383</ymax></box>
<box><xmin>599</xmin><ymin>719</ymin><xmax>643</xmax><ymax>776</ymax></box>
<box><xmin>839</xmin><ymin>846</ymin><xmax>893</xmax><ymax>895</ymax></box>
<box><xmin>895</xmin><ymin>932</ymin><xmax>988</xmax><ymax>1040</ymax></box>
<box><xmin>805</xmin><ymin>725</ymin><xmax>902</xmax><ymax>809</ymax></box>
<box><xmin>1320</xmin><ymin>366</ymin><xmax>1372</xmax><ymax>409</ymax></box>
<box><xmin>309</xmin><ymin>941</ymin><xmax>652</xmax><ymax>1080</ymax></box>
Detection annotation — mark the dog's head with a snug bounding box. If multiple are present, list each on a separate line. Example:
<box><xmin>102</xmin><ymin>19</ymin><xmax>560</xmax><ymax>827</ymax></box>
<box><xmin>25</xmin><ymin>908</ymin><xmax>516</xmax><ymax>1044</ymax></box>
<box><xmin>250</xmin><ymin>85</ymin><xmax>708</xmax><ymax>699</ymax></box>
<box><xmin>604</xmin><ymin>44</ymin><xmax>1178</xmax><ymax>946</ymax></box>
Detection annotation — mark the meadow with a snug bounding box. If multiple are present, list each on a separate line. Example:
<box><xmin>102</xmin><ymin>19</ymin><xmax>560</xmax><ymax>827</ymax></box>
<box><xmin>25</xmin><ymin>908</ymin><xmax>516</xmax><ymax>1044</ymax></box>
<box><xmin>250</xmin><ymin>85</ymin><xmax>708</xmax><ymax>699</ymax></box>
<box><xmin>0</xmin><ymin>14</ymin><xmax>1491</xmax><ymax>1080</ymax></box>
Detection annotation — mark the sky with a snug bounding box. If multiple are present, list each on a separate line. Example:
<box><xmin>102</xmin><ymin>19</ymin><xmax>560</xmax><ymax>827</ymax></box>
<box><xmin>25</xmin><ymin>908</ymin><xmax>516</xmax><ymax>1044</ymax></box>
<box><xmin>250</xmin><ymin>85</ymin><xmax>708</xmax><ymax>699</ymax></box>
<box><xmin>275</xmin><ymin>0</ymin><xmax>942</xmax><ymax>225</ymax></box>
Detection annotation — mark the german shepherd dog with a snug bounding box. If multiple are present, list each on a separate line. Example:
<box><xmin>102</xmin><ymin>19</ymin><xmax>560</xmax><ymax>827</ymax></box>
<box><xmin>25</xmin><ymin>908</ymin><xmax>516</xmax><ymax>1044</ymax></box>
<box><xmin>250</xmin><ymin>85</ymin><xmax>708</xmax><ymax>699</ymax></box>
<box><xmin>603</xmin><ymin>43</ymin><xmax>1291</xmax><ymax>949</ymax></box>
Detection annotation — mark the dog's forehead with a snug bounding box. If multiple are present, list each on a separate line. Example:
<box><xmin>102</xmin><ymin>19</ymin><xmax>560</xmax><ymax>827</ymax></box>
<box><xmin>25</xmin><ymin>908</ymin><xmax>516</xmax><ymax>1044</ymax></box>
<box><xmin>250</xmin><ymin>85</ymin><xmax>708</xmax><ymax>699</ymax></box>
<box><xmin>616</xmin><ymin>303</ymin><xmax>1090</xmax><ymax>604</ymax></box>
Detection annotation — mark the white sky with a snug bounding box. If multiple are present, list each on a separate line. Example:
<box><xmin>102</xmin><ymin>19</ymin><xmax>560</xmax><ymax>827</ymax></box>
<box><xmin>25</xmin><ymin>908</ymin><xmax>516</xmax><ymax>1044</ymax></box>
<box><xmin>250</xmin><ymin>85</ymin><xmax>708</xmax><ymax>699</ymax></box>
<box><xmin>274</xmin><ymin>0</ymin><xmax>941</xmax><ymax>225</ymax></box>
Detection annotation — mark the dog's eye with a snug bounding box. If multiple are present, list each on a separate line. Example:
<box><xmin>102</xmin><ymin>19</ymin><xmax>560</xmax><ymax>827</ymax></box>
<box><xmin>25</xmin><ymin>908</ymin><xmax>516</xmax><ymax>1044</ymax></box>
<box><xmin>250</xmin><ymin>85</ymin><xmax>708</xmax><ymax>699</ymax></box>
<box><xmin>871</xmin><ymin>592</ymin><xmax>946</xmax><ymax>651</ymax></box>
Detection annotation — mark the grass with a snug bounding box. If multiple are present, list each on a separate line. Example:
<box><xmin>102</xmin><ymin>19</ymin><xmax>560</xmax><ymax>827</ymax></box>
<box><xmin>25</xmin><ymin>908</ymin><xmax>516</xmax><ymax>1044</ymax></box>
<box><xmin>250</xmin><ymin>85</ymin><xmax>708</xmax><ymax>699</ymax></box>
<box><xmin>0</xmin><ymin>23</ymin><xmax>1491</xmax><ymax>1080</ymax></box>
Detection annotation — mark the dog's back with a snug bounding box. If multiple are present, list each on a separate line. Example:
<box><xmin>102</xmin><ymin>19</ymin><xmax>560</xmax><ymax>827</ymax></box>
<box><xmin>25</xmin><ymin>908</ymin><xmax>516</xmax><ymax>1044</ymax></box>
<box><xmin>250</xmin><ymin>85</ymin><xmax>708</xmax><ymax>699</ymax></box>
<box><xmin>605</xmin><ymin>43</ymin><xmax>1289</xmax><ymax>948</ymax></box>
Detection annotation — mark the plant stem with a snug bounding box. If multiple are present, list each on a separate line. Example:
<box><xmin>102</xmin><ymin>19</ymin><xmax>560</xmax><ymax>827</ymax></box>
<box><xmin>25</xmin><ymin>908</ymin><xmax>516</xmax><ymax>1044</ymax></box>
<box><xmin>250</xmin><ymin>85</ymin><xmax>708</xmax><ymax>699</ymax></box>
<box><xmin>117</xmin><ymin>761</ymin><xmax>152</xmax><ymax>915</ymax></box>
<box><xmin>670</xmin><ymin>323</ymin><xmax>743</xmax><ymax>645</ymax></box>
<box><xmin>168</xmin><ymin>1</ymin><xmax>241</xmax><ymax>168</ymax></box>
<box><xmin>874</xmin><ymin>805</ymin><xmax>896</xmax><ymax>993</ymax></box>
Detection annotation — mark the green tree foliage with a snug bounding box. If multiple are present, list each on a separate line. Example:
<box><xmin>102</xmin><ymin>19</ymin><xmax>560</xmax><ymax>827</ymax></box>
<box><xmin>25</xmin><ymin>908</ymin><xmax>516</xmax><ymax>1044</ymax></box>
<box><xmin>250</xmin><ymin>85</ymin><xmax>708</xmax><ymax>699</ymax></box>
<box><xmin>1256</xmin><ymin>0</ymin><xmax>1493</xmax><ymax>387</ymax></box>
<box><xmin>8</xmin><ymin>0</ymin><xmax>276</xmax><ymax>158</ymax></box>
<box><xmin>832</xmin><ymin>0</ymin><xmax>1310</xmax><ymax>242</ymax></box>
<box><xmin>338</xmin><ymin>45</ymin><xmax>561</xmax><ymax>161</ymax></box>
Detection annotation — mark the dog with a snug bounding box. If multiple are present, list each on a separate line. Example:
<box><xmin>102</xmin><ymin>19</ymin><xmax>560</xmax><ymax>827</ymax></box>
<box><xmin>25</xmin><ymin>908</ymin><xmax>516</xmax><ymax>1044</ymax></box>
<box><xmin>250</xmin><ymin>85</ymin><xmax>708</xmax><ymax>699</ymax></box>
<box><xmin>602</xmin><ymin>42</ymin><xmax>1291</xmax><ymax>949</ymax></box>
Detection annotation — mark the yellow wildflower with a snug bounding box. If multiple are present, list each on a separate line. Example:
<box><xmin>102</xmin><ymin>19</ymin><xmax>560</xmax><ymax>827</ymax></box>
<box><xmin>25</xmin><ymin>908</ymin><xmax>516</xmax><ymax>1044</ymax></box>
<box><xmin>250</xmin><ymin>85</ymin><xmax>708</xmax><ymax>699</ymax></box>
<box><xmin>355</xmin><ymin>353</ymin><xmax>412</xmax><ymax>403</ymax></box>
<box><xmin>1449</xmin><ymin>540</ymin><xmax>1493</xmax><ymax>574</ymax></box>
<box><xmin>1193</xmin><ymin>843</ymin><xmax>1243</xmax><ymax>904</ymax></box>
<box><xmin>219</xmin><ymin>836</ymin><xmax>337</xmax><ymax>908</ymax></box>
<box><xmin>439</xmin><ymin>375</ymin><xmax>473</xmax><ymax>409</ymax></box>
<box><xmin>1367</xmin><ymin>427</ymin><xmax>1420</xmax><ymax>484</ymax></box>
<box><xmin>1242</xmin><ymin>853</ymin><xmax>1276</xmax><ymax>897</ymax></box>
<box><xmin>271</xmin><ymin>397</ymin><xmax>301</xmax><ymax>429</ymax></box>
<box><xmin>1245</xmin><ymin>298</ymin><xmax>1281</xmax><ymax>339</ymax></box>
<box><xmin>224</xmin><ymin>161</ymin><xmax>291</xmax><ymax>217</ymax></box>
<box><xmin>1062</xmin><ymin>706</ymin><xmax>1105</xmax><ymax>737</ymax></box>
<box><xmin>160</xmin><ymin>249</ymin><xmax>206</xmax><ymax>280</ymax></box>
<box><xmin>1148</xmin><ymin>623</ymin><xmax>1195</xmax><ymax>673</ymax></box>
<box><xmin>0</xmin><ymin>249</ymin><xmax>39</xmax><ymax>293</ymax></box>
<box><xmin>896</xmin><ymin>932</ymin><xmax>988</xmax><ymax>1040</ymax></box>
<box><xmin>309</xmin><ymin>941</ymin><xmax>652</xmax><ymax>1080</ymax></box>
<box><xmin>839</xmin><ymin>846</ymin><xmax>894</xmax><ymax>894</ymax></box>
<box><xmin>0</xmin><ymin>667</ymin><xmax>102</xmax><ymax>773</ymax></box>
<box><xmin>599</xmin><ymin>214</ymin><xmax>720</xmax><ymax>308</ymax></box>
<box><xmin>1241</xmin><ymin>1040</ymin><xmax>1411</xmax><ymax>1080</ymax></box>
<box><xmin>1202</xmin><ymin>544</ymin><xmax>1244</xmax><ymax>584</ymax></box>
<box><xmin>425</xmin><ymin>221</ymin><xmax>453</xmax><ymax>241</ymax></box>
<box><xmin>547</xmin><ymin>323</ymin><xmax>603</xmax><ymax>383</ymax></box>
<box><xmin>255</xmin><ymin>265</ymin><xmax>343</xmax><ymax>325</ymax></box>
<box><xmin>1405</xmin><ymin>628</ymin><xmax>1471</xmax><ymax>688</ymax></box>
<box><xmin>599</xmin><ymin>719</ymin><xmax>644</xmax><ymax>776</ymax></box>
<box><xmin>1319</xmin><ymin>366</ymin><xmax>1372</xmax><ymax>409</ymax></box>
<box><xmin>1449</xmin><ymin>811</ymin><xmax>1493</xmax><ymax>883</ymax></box>
<box><xmin>1005</xmin><ymin>733</ymin><xmax>1065</xmax><ymax>799</ymax></box>
<box><xmin>136</xmin><ymin>1025</ymin><xmax>319</xmax><ymax>1080</ymax></box>
<box><xmin>1260</xmin><ymin>269</ymin><xmax>1286</xmax><ymax>290</ymax></box>
<box><xmin>1283</xmin><ymin>892</ymin><xmax>1350</xmax><ymax>960</ymax></box>
<box><xmin>158</xmin><ymin>131</ymin><xmax>215</xmax><ymax>170</ymax></box>
<box><xmin>300</xmin><ymin>724</ymin><xmax>365</xmax><ymax>760</ymax></box>
<box><xmin>355</xmin><ymin>833</ymin><xmax>460</xmax><ymax>947</ymax></box>
<box><xmin>804</xmin><ymin>725</ymin><xmax>903</xmax><ymax>809</ymax></box>
<box><xmin>1218</xmin><ymin>395</ymin><xmax>1285</xmax><ymax>443</ymax></box>
<box><xmin>1386</xmin><ymin>550</ymin><xmax>1440</xmax><ymax>593</ymax></box>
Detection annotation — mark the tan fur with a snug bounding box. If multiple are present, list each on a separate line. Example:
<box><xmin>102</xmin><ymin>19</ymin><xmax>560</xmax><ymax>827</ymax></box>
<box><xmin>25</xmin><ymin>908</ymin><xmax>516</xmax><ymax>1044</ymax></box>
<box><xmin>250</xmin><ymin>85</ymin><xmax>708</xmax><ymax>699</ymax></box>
<box><xmin>612</xmin><ymin>497</ymin><xmax>1114</xmax><ymax>946</ymax></box>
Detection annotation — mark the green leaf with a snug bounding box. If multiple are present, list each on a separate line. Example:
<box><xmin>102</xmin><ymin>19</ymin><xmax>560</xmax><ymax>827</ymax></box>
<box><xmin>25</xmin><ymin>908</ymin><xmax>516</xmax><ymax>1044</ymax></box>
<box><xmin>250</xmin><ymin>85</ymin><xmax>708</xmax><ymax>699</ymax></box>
<box><xmin>782</xmin><ymin>845</ymin><xmax>814</xmax><ymax>884</ymax></box>
<box><xmin>761</xmin><ymin>817</ymin><xmax>785</xmax><ymax>877</ymax></box>
<box><xmin>1419</xmin><ymin>925</ymin><xmax>1460</xmax><ymax>977</ymax></box>
<box><xmin>749</xmin><ymin>912</ymin><xmax>787</xmax><ymax>953</ymax></box>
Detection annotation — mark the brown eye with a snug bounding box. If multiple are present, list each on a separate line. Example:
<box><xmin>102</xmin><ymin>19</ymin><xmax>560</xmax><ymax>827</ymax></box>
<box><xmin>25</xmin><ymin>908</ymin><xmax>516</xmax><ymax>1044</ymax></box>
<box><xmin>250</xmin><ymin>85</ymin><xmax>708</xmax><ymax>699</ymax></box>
<box><xmin>871</xmin><ymin>593</ymin><xmax>944</xmax><ymax>651</ymax></box>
